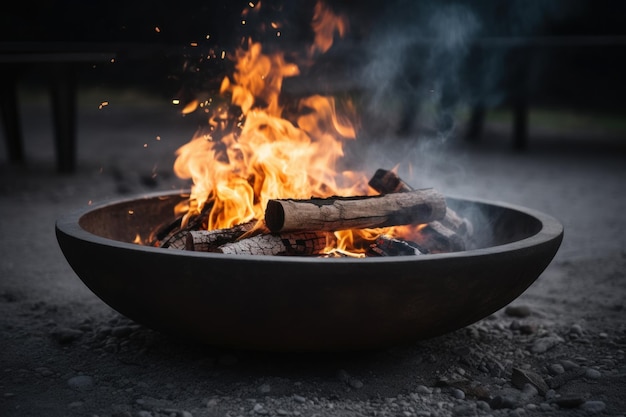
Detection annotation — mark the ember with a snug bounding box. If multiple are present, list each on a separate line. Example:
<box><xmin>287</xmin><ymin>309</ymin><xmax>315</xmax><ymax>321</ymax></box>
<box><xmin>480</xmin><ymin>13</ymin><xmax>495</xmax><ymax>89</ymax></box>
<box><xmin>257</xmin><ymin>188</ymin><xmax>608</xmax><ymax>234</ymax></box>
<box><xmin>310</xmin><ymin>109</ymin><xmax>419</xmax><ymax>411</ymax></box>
<box><xmin>155</xmin><ymin>1</ymin><xmax>473</xmax><ymax>256</ymax></box>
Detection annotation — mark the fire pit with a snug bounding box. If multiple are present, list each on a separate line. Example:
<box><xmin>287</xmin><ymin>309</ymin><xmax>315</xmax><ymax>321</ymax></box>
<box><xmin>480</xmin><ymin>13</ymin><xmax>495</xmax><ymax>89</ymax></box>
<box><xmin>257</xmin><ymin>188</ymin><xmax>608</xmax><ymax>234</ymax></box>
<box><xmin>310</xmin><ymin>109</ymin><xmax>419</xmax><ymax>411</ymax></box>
<box><xmin>55</xmin><ymin>190</ymin><xmax>562</xmax><ymax>351</ymax></box>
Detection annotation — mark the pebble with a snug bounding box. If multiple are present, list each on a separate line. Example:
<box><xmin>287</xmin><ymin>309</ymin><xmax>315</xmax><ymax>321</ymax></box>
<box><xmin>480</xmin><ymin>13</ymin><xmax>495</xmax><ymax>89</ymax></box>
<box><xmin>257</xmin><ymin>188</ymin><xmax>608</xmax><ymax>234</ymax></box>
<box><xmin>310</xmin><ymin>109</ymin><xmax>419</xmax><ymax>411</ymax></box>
<box><xmin>511</xmin><ymin>367</ymin><xmax>549</xmax><ymax>395</ymax></box>
<box><xmin>530</xmin><ymin>335</ymin><xmax>563</xmax><ymax>353</ymax></box>
<box><xmin>450</xmin><ymin>388</ymin><xmax>465</xmax><ymax>400</ymax></box>
<box><xmin>570</xmin><ymin>323</ymin><xmax>584</xmax><ymax>335</ymax></box>
<box><xmin>416</xmin><ymin>385</ymin><xmax>433</xmax><ymax>395</ymax></box>
<box><xmin>505</xmin><ymin>305</ymin><xmax>532</xmax><ymax>318</ymax></box>
<box><xmin>452</xmin><ymin>404</ymin><xmax>474</xmax><ymax>416</ymax></box>
<box><xmin>548</xmin><ymin>363</ymin><xmax>565</xmax><ymax>375</ymax></box>
<box><xmin>110</xmin><ymin>325</ymin><xmax>135</xmax><ymax>338</ymax></box>
<box><xmin>258</xmin><ymin>383</ymin><xmax>271</xmax><ymax>394</ymax></box>
<box><xmin>490</xmin><ymin>394</ymin><xmax>518</xmax><ymax>410</ymax></box>
<box><xmin>51</xmin><ymin>327</ymin><xmax>83</xmax><ymax>344</ymax></box>
<box><xmin>585</xmin><ymin>368</ymin><xmax>601</xmax><ymax>379</ymax></box>
<box><xmin>580</xmin><ymin>400</ymin><xmax>606</xmax><ymax>413</ymax></box>
<box><xmin>67</xmin><ymin>375</ymin><xmax>94</xmax><ymax>391</ymax></box>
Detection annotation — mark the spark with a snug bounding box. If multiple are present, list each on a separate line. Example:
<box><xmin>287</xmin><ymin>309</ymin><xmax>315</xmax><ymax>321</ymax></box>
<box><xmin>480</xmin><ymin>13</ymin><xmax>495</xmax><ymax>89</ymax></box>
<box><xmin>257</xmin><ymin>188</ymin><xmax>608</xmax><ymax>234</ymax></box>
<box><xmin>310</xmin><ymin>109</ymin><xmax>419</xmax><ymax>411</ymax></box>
<box><xmin>155</xmin><ymin>26</ymin><xmax>161</xmax><ymax>33</ymax></box>
<box><xmin>98</xmin><ymin>101</ymin><xmax>109</xmax><ymax>110</ymax></box>
<box><xmin>172</xmin><ymin>99</ymin><xmax>181</xmax><ymax>105</ymax></box>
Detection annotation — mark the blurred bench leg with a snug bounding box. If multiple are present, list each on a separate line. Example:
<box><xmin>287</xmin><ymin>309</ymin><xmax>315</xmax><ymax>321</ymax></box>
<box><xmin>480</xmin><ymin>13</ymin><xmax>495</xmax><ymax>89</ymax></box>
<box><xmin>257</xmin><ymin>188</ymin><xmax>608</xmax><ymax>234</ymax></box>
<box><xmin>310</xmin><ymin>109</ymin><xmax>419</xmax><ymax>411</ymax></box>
<box><xmin>0</xmin><ymin>65</ymin><xmax>25</xmax><ymax>164</ymax></box>
<box><xmin>49</xmin><ymin>63</ymin><xmax>77</xmax><ymax>174</ymax></box>
<box><xmin>512</xmin><ymin>97</ymin><xmax>528</xmax><ymax>150</ymax></box>
<box><xmin>465</xmin><ymin>103</ymin><xmax>486</xmax><ymax>143</ymax></box>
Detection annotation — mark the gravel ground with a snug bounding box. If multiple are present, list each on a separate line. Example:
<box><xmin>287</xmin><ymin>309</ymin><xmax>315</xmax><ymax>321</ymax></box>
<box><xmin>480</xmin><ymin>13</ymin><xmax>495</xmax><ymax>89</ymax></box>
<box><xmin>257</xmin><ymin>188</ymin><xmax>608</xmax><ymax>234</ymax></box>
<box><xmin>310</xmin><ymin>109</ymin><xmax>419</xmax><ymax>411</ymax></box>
<box><xmin>1</xmin><ymin>89</ymin><xmax>625</xmax><ymax>417</ymax></box>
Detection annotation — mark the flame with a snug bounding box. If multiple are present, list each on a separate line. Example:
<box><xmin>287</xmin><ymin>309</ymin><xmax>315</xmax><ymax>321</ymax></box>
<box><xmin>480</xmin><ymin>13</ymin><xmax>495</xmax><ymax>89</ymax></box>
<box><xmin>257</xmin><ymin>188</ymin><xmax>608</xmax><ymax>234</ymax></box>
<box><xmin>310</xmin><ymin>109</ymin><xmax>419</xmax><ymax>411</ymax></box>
<box><xmin>172</xmin><ymin>0</ymin><xmax>402</xmax><ymax>255</ymax></box>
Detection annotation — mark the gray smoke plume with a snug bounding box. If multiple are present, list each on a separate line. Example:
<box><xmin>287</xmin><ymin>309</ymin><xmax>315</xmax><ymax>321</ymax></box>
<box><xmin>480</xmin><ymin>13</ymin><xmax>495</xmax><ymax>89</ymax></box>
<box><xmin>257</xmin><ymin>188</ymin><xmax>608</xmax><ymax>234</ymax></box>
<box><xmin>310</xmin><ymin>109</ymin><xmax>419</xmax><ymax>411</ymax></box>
<box><xmin>354</xmin><ymin>0</ymin><xmax>583</xmax><ymax>142</ymax></box>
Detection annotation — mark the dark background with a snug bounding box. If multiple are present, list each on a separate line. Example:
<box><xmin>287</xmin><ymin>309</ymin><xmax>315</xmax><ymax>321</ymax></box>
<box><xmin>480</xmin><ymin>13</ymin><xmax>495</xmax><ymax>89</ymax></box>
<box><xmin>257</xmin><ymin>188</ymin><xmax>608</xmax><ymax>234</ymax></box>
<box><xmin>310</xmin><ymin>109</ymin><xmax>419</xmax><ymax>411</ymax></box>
<box><xmin>2</xmin><ymin>0</ymin><xmax>626</xmax><ymax>127</ymax></box>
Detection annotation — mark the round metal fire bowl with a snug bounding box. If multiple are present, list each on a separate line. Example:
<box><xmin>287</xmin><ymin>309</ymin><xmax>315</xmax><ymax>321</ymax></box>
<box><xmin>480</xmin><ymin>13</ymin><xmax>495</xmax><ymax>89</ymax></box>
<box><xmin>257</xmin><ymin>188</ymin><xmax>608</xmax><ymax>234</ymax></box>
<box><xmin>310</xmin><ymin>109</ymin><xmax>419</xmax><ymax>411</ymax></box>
<box><xmin>56</xmin><ymin>191</ymin><xmax>563</xmax><ymax>352</ymax></box>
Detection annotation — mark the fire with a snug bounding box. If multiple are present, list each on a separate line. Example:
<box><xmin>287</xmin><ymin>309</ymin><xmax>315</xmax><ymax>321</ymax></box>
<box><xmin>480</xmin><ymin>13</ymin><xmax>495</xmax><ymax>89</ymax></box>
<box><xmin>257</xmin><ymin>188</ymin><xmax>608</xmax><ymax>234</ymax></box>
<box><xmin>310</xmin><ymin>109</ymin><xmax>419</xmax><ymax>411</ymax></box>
<box><xmin>172</xmin><ymin>0</ymin><xmax>396</xmax><ymax>255</ymax></box>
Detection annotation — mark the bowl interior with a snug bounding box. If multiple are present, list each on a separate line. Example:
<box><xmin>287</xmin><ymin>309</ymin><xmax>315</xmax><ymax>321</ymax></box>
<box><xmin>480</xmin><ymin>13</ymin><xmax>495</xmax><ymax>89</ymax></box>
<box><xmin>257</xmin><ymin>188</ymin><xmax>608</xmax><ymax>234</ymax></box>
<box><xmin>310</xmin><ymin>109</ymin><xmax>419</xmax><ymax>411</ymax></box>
<box><xmin>77</xmin><ymin>192</ymin><xmax>543</xmax><ymax>252</ymax></box>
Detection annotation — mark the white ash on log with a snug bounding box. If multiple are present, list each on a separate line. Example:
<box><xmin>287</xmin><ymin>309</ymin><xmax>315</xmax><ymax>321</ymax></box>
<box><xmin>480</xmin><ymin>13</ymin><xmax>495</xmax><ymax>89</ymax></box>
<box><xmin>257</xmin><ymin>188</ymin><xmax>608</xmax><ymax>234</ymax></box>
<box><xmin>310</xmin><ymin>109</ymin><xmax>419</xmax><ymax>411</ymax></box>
<box><xmin>218</xmin><ymin>232</ymin><xmax>331</xmax><ymax>256</ymax></box>
<box><xmin>264</xmin><ymin>188</ymin><xmax>447</xmax><ymax>233</ymax></box>
<box><xmin>185</xmin><ymin>220</ymin><xmax>257</xmax><ymax>252</ymax></box>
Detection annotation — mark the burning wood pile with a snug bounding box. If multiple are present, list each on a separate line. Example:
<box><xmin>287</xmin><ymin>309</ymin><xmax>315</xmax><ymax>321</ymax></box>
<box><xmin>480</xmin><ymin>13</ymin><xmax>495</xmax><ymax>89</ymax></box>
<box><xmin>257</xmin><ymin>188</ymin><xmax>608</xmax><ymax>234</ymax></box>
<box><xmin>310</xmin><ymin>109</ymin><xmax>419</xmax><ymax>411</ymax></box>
<box><xmin>152</xmin><ymin>169</ymin><xmax>473</xmax><ymax>257</ymax></box>
<box><xmin>147</xmin><ymin>1</ymin><xmax>473</xmax><ymax>257</ymax></box>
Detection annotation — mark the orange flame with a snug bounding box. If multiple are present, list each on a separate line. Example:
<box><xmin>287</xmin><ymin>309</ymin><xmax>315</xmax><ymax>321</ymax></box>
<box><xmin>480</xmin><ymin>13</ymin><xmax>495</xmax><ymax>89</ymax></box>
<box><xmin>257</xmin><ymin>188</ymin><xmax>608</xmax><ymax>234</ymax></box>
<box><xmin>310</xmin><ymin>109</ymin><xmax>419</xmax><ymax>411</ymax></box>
<box><xmin>172</xmin><ymin>1</ymin><xmax>398</xmax><ymax>255</ymax></box>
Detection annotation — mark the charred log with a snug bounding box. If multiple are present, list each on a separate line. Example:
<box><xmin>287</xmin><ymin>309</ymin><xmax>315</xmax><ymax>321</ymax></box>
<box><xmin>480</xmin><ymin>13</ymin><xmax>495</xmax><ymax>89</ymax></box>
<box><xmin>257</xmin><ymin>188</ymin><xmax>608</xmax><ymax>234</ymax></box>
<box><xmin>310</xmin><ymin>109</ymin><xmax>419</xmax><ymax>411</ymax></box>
<box><xmin>218</xmin><ymin>232</ymin><xmax>331</xmax><ymax>256</ymax></box>
<box><xmin>367</xmin><ymin>235</ymin><xmax>425</xmax><ymax>257</ymax></box>
<box><xmin>185</xmin><ymin>220</ymin><xmax>257</xmax><ymax>252</ymax></box>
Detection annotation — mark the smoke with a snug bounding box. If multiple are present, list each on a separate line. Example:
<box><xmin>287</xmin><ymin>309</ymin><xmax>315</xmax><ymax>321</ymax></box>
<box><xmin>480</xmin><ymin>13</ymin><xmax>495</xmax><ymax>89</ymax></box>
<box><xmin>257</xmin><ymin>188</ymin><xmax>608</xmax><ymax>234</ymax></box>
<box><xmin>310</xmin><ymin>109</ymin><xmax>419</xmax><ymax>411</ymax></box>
<box><xmin>354</xmin><ymin>0</ymin><xmax>583</xmax><ymax>142</ymax></box>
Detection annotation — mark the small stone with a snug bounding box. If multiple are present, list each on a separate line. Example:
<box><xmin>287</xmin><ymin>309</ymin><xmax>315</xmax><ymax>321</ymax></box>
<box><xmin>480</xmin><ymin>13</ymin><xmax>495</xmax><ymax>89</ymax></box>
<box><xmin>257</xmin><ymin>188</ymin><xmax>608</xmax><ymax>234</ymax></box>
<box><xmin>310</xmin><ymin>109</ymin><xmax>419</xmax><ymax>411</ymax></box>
<box><xmin>451</xmin><ymin>388</ymin><xmax>465</xmax><ymax>400</ymax></box>
<box><xmin>349</xmin><ymin>378</ymin><xmax>364</xmax><ymax>389</ymax></box>
<box><xmin>258</xmin><ymin>383</ymin><xmax>271</xmax><ymax>394</ymax></box>
<box><xmin>452</xmin><ymin>404</ymin><xmax>474</xmax><ymax>416</ymax></box>
<box><xmin>511</xmin><ymin>368</ymin><xmax>549</xmax><ymax>395</ymax></box>
<box><xmin>505</xmin><ymin>305</ymin><xmax>532</xmax><ymax>318</ymax></box>
<box><xmin>276</xmin><ymin>409</ymin><xmax>288</xmax><ymax>416</ymax></box>
<box><xmin>531</xmin><ymin>335</ymin><xmax>563</xmax><ymax>353</ymax></box>
<box><xmin>476</xmin><ymin>401</ymin><xmax>490</xmax><ymax>411</ymax></box>
<box><xmin>585</xmin><ymin>368</ymin><xmax>601</xmax><ymax>379</ymax></box>
<box><xmin>548</xmin><ymin>364</ymin><xmax>565</xmax><ymax>375</ymax></box>
<box><xmin>580</xmin><ymin>400</ymin><xmax>606</xmax><ymax>413</ymax></box>
<box><xmin>560</xmin><ymin>360</ymin><xmax>580</xmax><ymax>370</ymax></box>
<box><xmin>521</xmin><ymin>383</ymin><xmax>539</xmax><ymax>398</ymax></box>
<box><xmin>293</xmin><ymin>395</ymin><xmax>306</xmax><ymax>403</ymax></box>
<box><xmin>51</xmin><ymin>327</ymin><xmax>83</xmax><ymax>344</ymax></box>
<box><xmin>519</xmin><ymin>323</ymin><xmax>538</xmax><ymax>335</ymax></box>
<box><xmin>490</xmin><ymin>394</ymin><xmax>518</xmax><ymax>410</ymax></box>
<box><xmin>110</xmin><ymin>325</ymin><xmax>134</xmax><ymax>338</ymax></box>
<box><xmin>570</xmin><ymin>324</ymin><xmax>584</xmax><ymax>335</ymax></box>
<box><xmin>35</xmin><ymin>367</ymin><xmax>54</xmax><ymax>377</ymax></box>
<box><xmin>67</xmin><ymin>375</ymin><xmax>94</xmax><ymax>391</ymax></box>
<box><xmin>552</xmin><ymin>396</ymin><xmax>585</xmax><ymax>408</ymax></box>
<box><xmin>416</xmin><ymin>385</ymin><xmax>433</xmax><ymax>395</ymax></box>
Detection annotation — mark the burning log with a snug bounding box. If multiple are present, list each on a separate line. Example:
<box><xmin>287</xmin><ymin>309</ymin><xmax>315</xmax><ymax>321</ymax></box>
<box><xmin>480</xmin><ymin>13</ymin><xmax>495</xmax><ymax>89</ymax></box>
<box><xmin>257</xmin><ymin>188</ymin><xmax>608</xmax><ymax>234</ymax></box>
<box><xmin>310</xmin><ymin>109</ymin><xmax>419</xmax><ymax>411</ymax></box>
<box><xmin>185</xmin><ymin>220</ymin><xmax>257</xmax><ymax>252</ymax></box>
<box><xmin>218</xmin><ymin>232</ymin><xmax>331</xmax><ymax>256</ymax></box>
<box><xmin>368</xmin><ymin>168</ymin><xmax>413</xmax><ymax>194</ymax></box>
<box><xmin>368</xmin><ymin>169</ymin><xmax>473</xmax><ymax>252</ymax></box>
<box><xmin>412</xmin><ymin>221</ymin><xmax>466</xmax><ymax>253</ymax></box>
<box><xmin>264</xmin><ymin>188</ymin><xmax>447</xmax><ymax>233</ymax></box>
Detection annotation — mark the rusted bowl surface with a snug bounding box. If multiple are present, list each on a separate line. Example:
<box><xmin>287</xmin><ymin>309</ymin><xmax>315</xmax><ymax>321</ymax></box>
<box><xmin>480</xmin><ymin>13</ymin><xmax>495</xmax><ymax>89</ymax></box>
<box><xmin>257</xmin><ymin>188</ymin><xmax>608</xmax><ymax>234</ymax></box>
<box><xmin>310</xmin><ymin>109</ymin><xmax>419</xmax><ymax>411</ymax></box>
<box><xmin>55</xmin><ymin>191</ymin><xmax>563</xmax><ymax>351</ymax></box>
